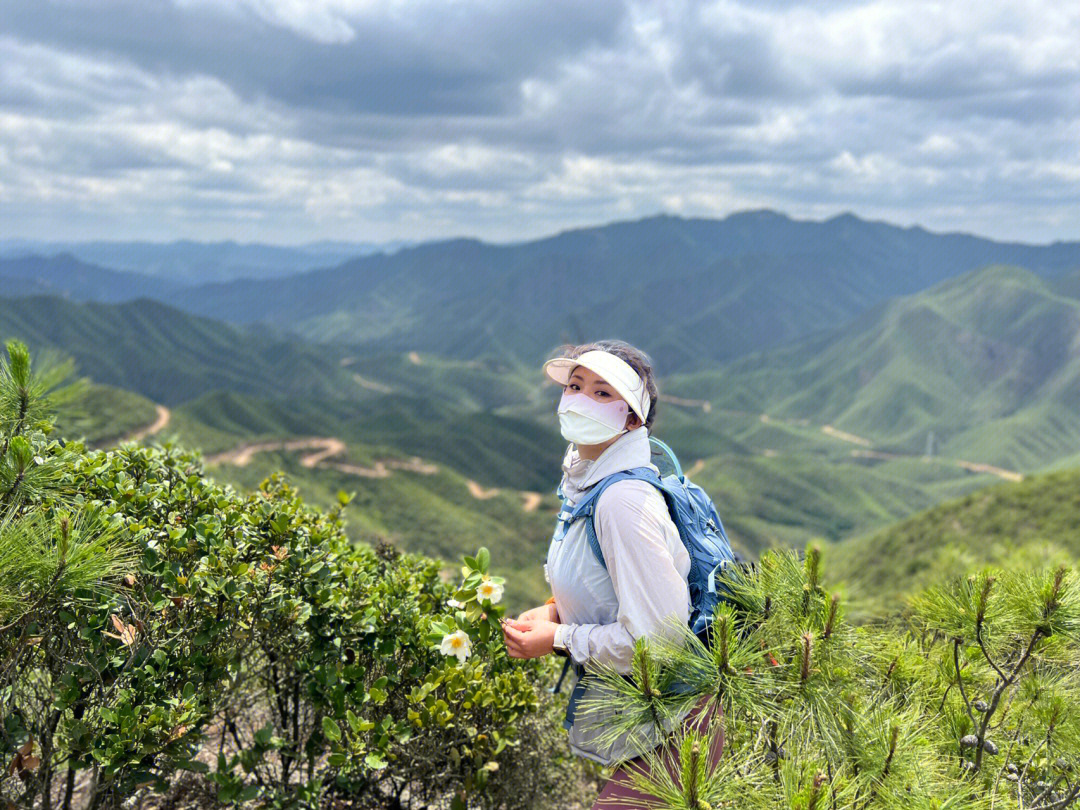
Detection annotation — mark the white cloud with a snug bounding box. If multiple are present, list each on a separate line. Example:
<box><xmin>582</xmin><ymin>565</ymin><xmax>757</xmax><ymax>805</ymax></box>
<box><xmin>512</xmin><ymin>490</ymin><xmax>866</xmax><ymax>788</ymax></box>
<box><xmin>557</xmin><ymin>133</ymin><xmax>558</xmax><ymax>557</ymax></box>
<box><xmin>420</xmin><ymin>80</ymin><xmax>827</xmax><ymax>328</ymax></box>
<box><xmin>0</xmin><ymin>0</ymin><xmax>1078</xmax><ymax>242</ymax></box>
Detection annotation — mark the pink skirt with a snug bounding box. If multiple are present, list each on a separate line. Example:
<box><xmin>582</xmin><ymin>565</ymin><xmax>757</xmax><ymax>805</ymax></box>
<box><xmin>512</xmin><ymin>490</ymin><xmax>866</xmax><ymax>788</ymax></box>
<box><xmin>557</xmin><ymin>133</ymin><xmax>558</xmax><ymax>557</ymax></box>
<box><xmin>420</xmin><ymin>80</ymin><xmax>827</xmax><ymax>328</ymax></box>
<box><xmin>590</xmin><ymin>694</ymin><xmax>724</xmax><ymax>809</ymax></box>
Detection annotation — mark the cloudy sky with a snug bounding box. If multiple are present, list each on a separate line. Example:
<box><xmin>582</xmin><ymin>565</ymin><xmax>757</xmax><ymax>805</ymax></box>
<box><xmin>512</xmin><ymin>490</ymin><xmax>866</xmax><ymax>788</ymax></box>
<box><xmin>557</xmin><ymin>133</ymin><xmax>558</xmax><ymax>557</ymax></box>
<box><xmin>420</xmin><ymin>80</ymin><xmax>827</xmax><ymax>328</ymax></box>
<box><xmin>1</xmin><ymin>0</ymin><xmax>1078</xmax><ymax>244</ymax></box>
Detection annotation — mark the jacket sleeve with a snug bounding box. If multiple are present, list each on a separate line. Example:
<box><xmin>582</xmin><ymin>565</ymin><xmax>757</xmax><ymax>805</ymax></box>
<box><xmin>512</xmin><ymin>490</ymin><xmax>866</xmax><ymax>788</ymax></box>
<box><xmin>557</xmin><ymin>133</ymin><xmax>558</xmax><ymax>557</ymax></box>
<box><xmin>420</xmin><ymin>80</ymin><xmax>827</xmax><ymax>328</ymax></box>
<box><xmin>559</xmin><ymin>479</ymin><xmax>691</xmax><ymax>675</ymax></box>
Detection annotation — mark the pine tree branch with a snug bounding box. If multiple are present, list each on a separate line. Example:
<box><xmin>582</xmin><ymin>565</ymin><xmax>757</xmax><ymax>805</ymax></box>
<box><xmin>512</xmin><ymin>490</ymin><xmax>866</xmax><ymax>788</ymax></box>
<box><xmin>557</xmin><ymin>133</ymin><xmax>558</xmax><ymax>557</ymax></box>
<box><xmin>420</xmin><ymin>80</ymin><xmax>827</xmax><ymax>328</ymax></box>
<box><xmin>953</xmin><ymin>638</ymin><xmax>977</xmax><ymax>729</ymax></box>
<box><xmin>1046</xmin><ymin>783</ymin><xmax>1080</xmax><ymax>810</ymax></box>
<box><xmin>976</xmin><ymin>620</ymin><xmax>1008</xmax><ymax>683</ymax></box>
<box><xmin>976</xmin><ymin>628</ymin><xmax>1046</xmax><ymax>771</ymax></box>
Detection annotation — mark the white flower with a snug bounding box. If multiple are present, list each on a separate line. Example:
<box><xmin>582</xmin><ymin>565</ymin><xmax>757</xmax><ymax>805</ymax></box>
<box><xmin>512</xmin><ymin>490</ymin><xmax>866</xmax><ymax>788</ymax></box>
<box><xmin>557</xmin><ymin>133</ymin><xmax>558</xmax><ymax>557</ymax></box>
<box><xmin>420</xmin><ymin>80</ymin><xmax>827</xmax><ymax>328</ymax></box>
<box><xmin>447</xmin><ymin>598</ymin><xmax>465</xmax><ymax>609</ymax></box>
<box><xmin>439</xmin><ymin>629</ymin><xmax>471</xmax><ymax>663</ymax></box>
<box><xmin>477</xmin><ymin>580</ymin><xmax>504</xmax><ymax>604</ymax></box>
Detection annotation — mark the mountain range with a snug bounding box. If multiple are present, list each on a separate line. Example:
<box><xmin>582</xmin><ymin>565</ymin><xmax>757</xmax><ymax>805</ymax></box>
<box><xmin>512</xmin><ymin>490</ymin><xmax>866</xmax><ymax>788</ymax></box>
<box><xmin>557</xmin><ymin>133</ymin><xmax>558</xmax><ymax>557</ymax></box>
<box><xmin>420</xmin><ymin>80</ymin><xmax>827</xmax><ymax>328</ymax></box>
<box><xmin>6</xmin><ymin>211</ymin><xmax>1080</xmax><ymax>376</ymax></box>
<box><xmin>3</xmin><ymin>209</ymin><xmax>1080</xmax><ymax>610</ymax></box>
<box><xmin>0</xmin><ymin>254</ymin><xmax>182</xmax><ymax>302</ymax></box>
<box><xmin>160</xmin><ymin>210</ymin><xmax>1080</xmax><ymax>373</ymax></box>
<box><xmin>0</xmin><ymin>239</ymin><xmax>410</xmax><ymax>284</ymax></box>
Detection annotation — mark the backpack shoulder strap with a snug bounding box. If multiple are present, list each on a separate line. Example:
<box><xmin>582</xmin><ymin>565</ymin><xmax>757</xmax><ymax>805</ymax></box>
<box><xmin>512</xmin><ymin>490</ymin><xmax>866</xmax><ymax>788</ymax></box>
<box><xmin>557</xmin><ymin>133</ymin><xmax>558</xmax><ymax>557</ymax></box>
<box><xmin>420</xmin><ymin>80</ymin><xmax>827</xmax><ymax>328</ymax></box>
<box><xmin>574</xmin><ymin>466</ymin><xmax>663</xmax><ymax>570</ymax></box>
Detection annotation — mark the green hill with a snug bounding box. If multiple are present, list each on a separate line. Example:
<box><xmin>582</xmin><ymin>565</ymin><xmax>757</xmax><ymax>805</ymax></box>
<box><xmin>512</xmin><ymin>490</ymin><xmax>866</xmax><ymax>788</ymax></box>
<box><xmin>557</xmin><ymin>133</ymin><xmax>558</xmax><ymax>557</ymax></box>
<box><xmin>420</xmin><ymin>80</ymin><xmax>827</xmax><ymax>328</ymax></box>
<box><xmin>52</xmin><ymin>383</ymin><xmax>161</xmax><ymax>445</ymax></box>
<box><xmin>0</xmin><ymin>295</ymin><xmax>364</xmax><ymax>406</ymax></box>
<box><xmin>17</xmin><ymin>266</ymin><xmax>1073</xmax><ymax>611</ymax></box>
<box><xmin>828</xmin><ymin>466</ymin><xmax>1080</xmax><ymax>619</ymax></box>
<box><xmin>668</xmin><ymin>265</ymin><xmax>1080</xmax><ymax>472</ymax></box>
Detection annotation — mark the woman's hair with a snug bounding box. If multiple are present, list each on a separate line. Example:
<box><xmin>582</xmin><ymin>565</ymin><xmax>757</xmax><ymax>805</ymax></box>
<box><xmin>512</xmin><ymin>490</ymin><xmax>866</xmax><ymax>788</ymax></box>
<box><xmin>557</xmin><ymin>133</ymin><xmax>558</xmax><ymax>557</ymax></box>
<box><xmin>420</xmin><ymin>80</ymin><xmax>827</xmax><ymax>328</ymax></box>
<box><xmin>548</xmin><ymin>338</ymin><xmax>659</xmax><ymax>431</ymax></box>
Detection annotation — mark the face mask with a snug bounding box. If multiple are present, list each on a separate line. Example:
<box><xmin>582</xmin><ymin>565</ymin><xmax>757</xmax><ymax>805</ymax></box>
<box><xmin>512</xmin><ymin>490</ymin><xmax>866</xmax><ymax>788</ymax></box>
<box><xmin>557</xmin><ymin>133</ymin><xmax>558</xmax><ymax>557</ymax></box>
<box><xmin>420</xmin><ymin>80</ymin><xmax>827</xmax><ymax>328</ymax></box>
<box><xmin>557</xmin><ymin>390</ymin><xmax>630</xmax><ymax>445</ymax></box>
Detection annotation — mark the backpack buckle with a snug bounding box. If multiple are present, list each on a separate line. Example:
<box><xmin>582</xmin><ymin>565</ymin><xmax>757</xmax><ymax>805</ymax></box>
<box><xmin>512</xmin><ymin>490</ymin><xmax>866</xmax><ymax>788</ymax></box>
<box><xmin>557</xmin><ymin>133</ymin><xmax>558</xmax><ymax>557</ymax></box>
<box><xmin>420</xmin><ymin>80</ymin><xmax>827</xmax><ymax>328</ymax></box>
<box><xmin>707</xmin><ymin>559</ymin><xmax>730</xmax><ymax>594</ymax></box>
<box><xmin>552</xmin><ymin>509</ymin><xmax>575</xmax><ymax>541</ymax></box>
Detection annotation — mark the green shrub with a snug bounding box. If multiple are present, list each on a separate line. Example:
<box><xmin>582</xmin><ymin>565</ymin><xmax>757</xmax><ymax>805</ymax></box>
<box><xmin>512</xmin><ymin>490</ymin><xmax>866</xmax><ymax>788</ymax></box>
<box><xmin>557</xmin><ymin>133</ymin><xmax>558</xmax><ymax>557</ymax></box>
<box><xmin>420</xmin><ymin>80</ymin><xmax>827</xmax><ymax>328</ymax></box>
<box><xmin>0</xmin><ymin>339</ymin><xmax>591</xmax><ymax>809</ymax></box>
<box><xmin>579</xmin><ymin>546</ymin><xmax>1080</xmax><ymax>809</ymax></box>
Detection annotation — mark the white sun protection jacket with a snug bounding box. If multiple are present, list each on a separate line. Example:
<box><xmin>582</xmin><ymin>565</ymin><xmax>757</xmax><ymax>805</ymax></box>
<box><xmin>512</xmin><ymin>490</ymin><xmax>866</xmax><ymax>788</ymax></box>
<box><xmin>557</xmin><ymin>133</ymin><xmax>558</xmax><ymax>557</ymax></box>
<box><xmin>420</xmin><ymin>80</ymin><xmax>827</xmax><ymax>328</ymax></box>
<box><xmin>544</xmin><ymin>425</ymin><xmax>695</xmax><ymax>765</ymax></box>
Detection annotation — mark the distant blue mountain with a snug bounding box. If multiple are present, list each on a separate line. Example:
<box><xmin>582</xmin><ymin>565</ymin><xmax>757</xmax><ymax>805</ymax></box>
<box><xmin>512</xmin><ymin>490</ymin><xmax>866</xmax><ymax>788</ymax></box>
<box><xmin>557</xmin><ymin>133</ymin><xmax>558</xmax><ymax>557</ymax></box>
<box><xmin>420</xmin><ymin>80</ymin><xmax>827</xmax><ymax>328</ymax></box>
<box><xmin>0</xmin><ymin>239</ymin><xmax>411</xmax><ymax>284</ymax></box>
<box><xmin>0</xmin><ymin>254</ymin><xmax>181</xmax><ymax>302</ymax></box>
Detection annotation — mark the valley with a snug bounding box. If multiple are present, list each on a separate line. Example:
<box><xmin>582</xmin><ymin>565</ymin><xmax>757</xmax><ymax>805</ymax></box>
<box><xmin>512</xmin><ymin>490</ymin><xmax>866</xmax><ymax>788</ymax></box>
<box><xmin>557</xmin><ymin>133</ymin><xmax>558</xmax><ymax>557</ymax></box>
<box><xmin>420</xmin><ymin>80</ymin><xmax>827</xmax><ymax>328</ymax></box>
<box><xmin>5</xmin><ymin>211</ymin><xmax>1079</xmax><ymax>614</ymax></box>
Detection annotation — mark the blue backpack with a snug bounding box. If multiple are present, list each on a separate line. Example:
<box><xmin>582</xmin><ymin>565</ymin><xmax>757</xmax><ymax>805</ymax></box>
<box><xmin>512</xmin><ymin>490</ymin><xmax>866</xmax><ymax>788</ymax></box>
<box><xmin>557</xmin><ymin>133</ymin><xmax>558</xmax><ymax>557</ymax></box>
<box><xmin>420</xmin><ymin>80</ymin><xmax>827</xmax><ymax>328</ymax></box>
<box><xmin>550</xmin><ymin>437</ymin><xmax>741</xmax><ymax>722</ymax></box>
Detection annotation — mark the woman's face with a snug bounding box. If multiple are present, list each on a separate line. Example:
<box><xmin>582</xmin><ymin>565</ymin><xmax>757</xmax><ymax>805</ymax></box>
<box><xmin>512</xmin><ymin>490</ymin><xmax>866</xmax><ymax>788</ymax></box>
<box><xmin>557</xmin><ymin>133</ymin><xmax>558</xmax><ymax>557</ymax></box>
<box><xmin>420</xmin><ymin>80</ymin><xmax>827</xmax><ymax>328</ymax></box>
<box><xmin>565</xmin><ymin>365</ymin><xmax>641</xmax><ymax>430</ymax></box>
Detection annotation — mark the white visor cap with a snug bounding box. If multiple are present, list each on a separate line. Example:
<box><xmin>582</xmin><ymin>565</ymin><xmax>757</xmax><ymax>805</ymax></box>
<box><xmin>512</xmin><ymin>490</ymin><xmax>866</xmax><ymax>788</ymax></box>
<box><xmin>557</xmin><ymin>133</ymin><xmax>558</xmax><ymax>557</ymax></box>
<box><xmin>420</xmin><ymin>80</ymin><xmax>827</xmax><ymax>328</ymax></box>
<box><xmin>542</xmin><ymin>349</ymin><xmax>651</xmax><ymax>425</ymax></box>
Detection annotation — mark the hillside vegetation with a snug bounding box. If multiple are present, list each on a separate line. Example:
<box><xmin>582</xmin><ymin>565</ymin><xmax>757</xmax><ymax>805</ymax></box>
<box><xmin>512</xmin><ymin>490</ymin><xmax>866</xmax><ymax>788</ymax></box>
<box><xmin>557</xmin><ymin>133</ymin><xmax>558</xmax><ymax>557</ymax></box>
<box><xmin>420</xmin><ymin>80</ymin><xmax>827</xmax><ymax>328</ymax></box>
<box><xmin>0</xmin><ymin>295</ymin><xmax>363</xmax><ymax>406</ymax></box>
<box><xmin>669</xmin><ymin>265</ymin><xmax>1080</xmax><ymax>471</ymax></box>
<box><xmin>7</xmin><ymin>218</ymin><xmax>1080</xmax><ymax>614</ymax></box>
<box><xmin>829</xmin><ymin>466</ymin><xmax>1080</xmax><ymax>619</ymax></box>
<box><xmin>7</xmin><ymin>337</ymin><xmax>1080</xmax><ymax>810</ymax></box>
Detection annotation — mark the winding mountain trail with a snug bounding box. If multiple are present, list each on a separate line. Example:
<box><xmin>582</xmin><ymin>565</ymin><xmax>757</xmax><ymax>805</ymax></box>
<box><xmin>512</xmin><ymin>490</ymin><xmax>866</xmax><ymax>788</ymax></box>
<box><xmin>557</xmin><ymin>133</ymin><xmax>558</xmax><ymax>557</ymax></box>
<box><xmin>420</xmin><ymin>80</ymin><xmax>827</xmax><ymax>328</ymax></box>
<box><xmin>466</xmin><ymin>479</ymin><xmax>499</xmax><ymax>499</ymax></box>
<box><xmin>468</xmin><ymin>479</ymin><xmax>546</xmax><ymax>512</ymax></box>
<box><xmin>205</xmin><ymin>437</ymin><xmax>344</xmax><ymax>468</ymax></box>
<box><xmin>685</xmin><ymin>458</ymin><xmax>706</xmax><ymax>477</ymax></box>
<box><xmin>674</xmin><ymin>402</ymin><xmax>1025</xmax><ymax>483</ymax></box>
<box><xmin>850</xmin><ymin>449</ymin><xmax>1023</xmax><ymax>483</ymax></box>
<box><xmin>820</xmin><ymin>424</ymin><xmax>873</xmax><ymax>447</ymax></box>
<box><xmin>352</xmin><ymin>373</ymin><xmax>395</xmax><ymax>394</ymax></box>
<box><xmin>123</xmin><ymin>404</ymin><xmax>171</xmax><ymax>443</ymax></box>
<box><xmin>205</xmin><ymin>436</ymin><xmax>546</xmax><ymax>507</ymax></box>
<box><xmin>204</xmin><ymin>438</ymin><xmax>438</xmax><ymax>478</ymax></box>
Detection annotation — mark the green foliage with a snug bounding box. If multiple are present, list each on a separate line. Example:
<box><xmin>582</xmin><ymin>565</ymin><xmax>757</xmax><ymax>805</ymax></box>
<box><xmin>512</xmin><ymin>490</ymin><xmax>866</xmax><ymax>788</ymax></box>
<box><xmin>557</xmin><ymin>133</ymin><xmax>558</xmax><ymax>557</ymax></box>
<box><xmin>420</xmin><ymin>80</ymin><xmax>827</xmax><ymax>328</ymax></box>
<box><xmin>573</xmin><ymin>545</ymin><xmax>1080</xmax><ymax>809</ymax></box>
<box><xmin>0</xmin><ymin>341</ymin><xmax>588</xmax><ymax>809</ymax></box>
<box><xmin>829</xmin><ymin>467</ymin><xmax>1080</xmax><ymax>620</ymax></box>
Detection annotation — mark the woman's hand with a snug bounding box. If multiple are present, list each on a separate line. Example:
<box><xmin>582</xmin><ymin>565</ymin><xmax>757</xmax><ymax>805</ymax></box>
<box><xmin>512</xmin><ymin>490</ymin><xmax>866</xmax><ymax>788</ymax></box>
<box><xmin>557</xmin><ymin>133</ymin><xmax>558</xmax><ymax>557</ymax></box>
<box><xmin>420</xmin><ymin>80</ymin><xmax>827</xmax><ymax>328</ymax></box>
<box><xmin>515</xmin><ymin>602</ymin><xmax>558</xmax><ymax>623</ymax></box>
<box><xmin>501</xmin><ymin>617</ymin><xmax>557</xmax><ymax>659</ymax></box>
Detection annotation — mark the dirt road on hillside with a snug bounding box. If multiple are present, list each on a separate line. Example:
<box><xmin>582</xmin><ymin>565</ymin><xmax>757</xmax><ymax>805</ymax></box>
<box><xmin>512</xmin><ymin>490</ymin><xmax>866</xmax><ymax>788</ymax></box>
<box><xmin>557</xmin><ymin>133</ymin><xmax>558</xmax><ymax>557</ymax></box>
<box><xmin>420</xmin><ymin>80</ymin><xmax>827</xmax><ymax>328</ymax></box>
<box><xmin>750</xmin><ymin>410</ymin><xmax>1024</xmax><ymax>482</ymax></box>
<box><xmin>207</xmin><ymin>438</ymin><xmax>544</xmax><ymax>508</ymax></box>
<box><xmin>468</xmin><ymin>479</ymin><xmax>545</xmax><ymax>511</ymax></box>
<box><xmin>850</xmin><ymin>449</ymin><xmax>1023</xmax><ymax>483</ymax></box>
<box><xmin>205</xmin><ymin>437</ymin><xmax>441</xmax><ymax>478</ymax></box>
<box><xmin>660</xmin><ymin>394</ymin><xmax>712</xmax><ymax>413</ymax></box>
<box><xmin>821</xmin><ymin>424</ymin><xmax>873</xmax><ymax>447</ymax></box>
<box><xmin>685</xmin><ymin>458</ymin><xmax>705</xmax><ymax>477</ymax></box>
<box><xmin>205</xmin><ymin>437</ymin><xmax>346</xmax><ymax>468</ymax></box>
<box><xmin>123</xmin><ymin>405</ymin><xmax>171</xmax><ymax>443</ymax></box>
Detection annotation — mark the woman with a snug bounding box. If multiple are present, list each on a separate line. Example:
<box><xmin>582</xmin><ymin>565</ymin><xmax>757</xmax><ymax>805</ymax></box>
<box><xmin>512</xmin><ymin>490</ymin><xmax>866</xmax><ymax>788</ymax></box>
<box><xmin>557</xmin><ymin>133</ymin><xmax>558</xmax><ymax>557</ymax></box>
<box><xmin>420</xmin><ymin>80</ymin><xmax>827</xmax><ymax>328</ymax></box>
<box><xmin>501</xmin><ymin>339</ymin><xmax>723</xmax><ymax>808</ymax></box>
